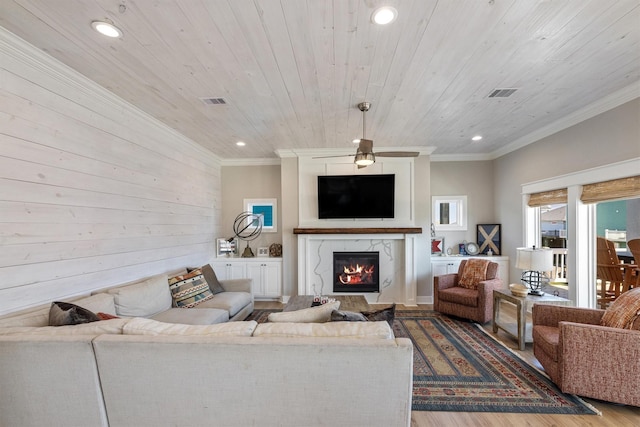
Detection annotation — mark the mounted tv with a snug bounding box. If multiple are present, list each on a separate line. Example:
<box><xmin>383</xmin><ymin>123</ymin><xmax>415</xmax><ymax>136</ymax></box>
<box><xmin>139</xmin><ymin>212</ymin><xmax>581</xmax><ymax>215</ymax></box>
<box><xmin>317</xmin><ymin>174</ymin><xmax>395</xmax><ymax>219</ymax></box>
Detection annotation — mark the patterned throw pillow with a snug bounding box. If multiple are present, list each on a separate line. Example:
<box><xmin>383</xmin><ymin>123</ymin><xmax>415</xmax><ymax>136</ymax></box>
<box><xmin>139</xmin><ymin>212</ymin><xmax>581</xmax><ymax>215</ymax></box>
<box><xmin>458</xmin><ymin>259</ymin><xmax>490</xmax><ymax>290</ymax></box>
<box><xmin>48</xmin><ymin>301</ymin><xmax>100</xmax><ymax>326</ymax></box>
<box><xmin>600</xmin><ymin>287</ymin><xmax>640</xmax><ymax>329</ymax></box>
<box><xmin>168</xmin><ymin>269</ymin><xmax>214</xmax><ymax>308</ymax></box>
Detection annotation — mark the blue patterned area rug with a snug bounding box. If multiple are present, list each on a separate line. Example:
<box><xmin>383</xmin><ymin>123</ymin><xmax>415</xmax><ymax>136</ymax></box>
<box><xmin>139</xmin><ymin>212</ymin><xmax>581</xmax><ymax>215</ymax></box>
<box><xmin>394</xmin><ymin>310</ymin><xmax>598</xmax><ymax>414</ymax></box>
<box><xmin>246</xmin><ymin>309</ymin><xmax>599</xmax><ymax>414</ymax></box>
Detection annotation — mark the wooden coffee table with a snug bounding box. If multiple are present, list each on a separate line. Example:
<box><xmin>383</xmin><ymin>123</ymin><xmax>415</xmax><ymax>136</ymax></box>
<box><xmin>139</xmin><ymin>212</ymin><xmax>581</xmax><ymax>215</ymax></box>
<box><xmin>284</xmin><ymin>295</ymin><xmax>370</xmax><ymax>312</ymax></box>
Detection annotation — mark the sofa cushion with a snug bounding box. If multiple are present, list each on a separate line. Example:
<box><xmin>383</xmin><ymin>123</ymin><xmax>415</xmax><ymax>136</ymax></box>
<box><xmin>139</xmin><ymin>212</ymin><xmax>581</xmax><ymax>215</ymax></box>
<box><xmin>168</xmin><ymin>269</ymin><xmax>214</xmax><ymax>308</ymax></box>
<box><xmin>458</xmin><ymin>259</ymin><xmax>490</xmax><ymax>289</ymax></box>
<box><xmin>151</xmin><ymin>307</ymin><xmax>229</xmax><ymax>325</ymax></box>
<box><xmin>0</xmin><ymin>318</ymin><xmax>129</xmax><ymax>336</ymax></box>
<box><xmin>0</xmin><ymin>307</ymin><xmax>50</xmax><ymax>327</ymax></box>
<box><xmin>107</xmin><ymin>274</ymin><xmax>172</xmax><ymax>317</ymax></box>
<box><xmin>267</xmin><ymin>301</ymin><xmax>340</xmax><ymax>323</ymax></box>
<box><xmin>253</xmin><ymin>321</ymin><xmax>393</xmax><ymax>339</ymax></box>
<box><xmin>531</xmin><ymin>325</ymin><xmax>559</xmax><ymax>362</ymax></box>
<box><xmin>122</xmin><ymin>317</ymin><xmax>257</xmax><ymax>336</ymax></box>
<box><xmin>438</xmin><ymin>287</ymin><xmax>479</xmax><ymax>307</ymax></box>
<box><xmin>601</xmin><ymin>287</ymin><xmax>640</xmax><ymax>329</ymax></box>
<box><xmin>49</xmin><ymin>301</ymin><xmax>100</xmax><ymax>326</ymax></box>
<box><xmin>73</xmin><ymin>293</ymin><xmax>117</xmax><ymax>315</ymax></box>
<box><xmin>196</xmin><ymin>292</ymin><xmax>252</xmax><ymax>317</ymax></box>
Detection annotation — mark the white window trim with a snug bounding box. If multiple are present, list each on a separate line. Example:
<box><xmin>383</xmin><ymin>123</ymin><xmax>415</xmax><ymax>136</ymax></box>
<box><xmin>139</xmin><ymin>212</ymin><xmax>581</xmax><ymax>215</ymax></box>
<box><xmin>522</xmin><ymin>157</ymin><xmax>640</xmax><ymax>308</ymax></box>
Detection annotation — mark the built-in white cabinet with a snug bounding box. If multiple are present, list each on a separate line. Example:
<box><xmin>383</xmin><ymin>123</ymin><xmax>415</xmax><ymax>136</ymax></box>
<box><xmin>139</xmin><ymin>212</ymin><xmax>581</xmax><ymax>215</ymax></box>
<box><xmin>246</xmin><ymin>262</ymin><xmax>281</xmax><ymax>298</ymax></box>
<box><xmin>431</xmin><ymin>256</ymin><xmax>509</xmax><ymax>289</ymax></box>
<box><xmin>211</xmin><ymin>258</ymin><xmax>282</xmax><ymax>300</ymax></box>
<box><xmin>211</xmin><ymin>261</ymin><xmax>246</xmax><ymax>280</ymax></box>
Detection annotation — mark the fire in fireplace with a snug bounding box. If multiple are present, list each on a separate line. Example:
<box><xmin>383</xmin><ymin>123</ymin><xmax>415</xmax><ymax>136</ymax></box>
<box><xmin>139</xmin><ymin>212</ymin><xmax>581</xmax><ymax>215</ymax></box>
<box><xmin>333</xmin><ymin>251</ymin><xmax>379</xmax><ymax>293</ymax></box>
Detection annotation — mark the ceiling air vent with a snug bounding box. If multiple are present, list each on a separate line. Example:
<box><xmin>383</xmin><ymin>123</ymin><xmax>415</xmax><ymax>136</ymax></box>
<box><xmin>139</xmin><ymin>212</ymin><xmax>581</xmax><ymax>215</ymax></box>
<box><xmin>488</xmin><ymin>88</ymin><xmax>518</xmax><ymax>98</ymax></box>
<box><xmin>200</xmin><ymin>97</ymin><xmax>227</xmax><ymax>105</ymax></box>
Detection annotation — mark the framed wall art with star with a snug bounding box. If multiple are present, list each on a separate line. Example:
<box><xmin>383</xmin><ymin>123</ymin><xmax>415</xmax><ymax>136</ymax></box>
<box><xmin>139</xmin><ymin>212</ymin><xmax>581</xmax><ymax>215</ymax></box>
<box><xmin>477</xmin><ymin>224</ymin><xmax>501</xmax><ymax>255</ymax></box>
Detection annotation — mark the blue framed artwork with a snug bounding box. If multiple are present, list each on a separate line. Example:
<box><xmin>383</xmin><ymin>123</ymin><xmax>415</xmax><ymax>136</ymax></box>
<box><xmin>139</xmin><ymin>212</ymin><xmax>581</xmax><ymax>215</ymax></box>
<box><xmin>244</xmin><ymin>199</ymin><xmax>277</xmax><ymax>232</ymax></box>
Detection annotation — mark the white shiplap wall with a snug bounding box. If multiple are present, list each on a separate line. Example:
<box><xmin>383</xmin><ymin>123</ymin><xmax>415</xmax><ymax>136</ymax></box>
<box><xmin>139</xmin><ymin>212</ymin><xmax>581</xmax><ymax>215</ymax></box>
<box><xmin>0</xmin><ymin>28</ymin><xmax>221</xmax><ymax>315</ymax></box>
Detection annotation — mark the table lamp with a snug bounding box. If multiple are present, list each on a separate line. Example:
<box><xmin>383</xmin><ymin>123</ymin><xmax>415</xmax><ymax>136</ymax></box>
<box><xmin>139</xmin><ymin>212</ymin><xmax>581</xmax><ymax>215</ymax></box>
<box><xmin>515</xmin><ymin>246</ymin><xmax>553</xmax><ymax>296</ymax></box>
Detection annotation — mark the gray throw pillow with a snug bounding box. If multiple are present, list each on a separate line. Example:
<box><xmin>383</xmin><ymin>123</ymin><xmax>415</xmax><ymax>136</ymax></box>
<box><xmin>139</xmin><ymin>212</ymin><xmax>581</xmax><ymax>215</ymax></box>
<box><xmin>362</xmin><ymin>303</ymin><xmax>396</xmax><ymax>326</ymax></box>
<box><xmin>49</xmin><ymin>301</ymin><xmax>100</xmax><ymax>326</ymax></box>
<box><xmin>330</xmin><ymin>310</ymin><xmax>368</xmax><ymax>322</ymax></box>
<box><xmin>200</xmin><ymin>264</ymin><xmax>226</xmax><ymax>295</ymax></box>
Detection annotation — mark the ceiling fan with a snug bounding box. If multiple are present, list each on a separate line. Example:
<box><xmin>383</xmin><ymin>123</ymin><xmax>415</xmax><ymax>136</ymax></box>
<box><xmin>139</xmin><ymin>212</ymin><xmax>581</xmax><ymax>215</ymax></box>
<box><xmin>315</xmin><ymin>102</ymin><xmax>420</xmax><ymax>168</ymax></box>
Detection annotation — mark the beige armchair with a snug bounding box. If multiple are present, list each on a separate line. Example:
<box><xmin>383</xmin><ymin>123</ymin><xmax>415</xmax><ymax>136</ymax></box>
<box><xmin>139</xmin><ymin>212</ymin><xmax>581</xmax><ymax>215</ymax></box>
<box><xmin>433</xmin><ymin>259</ymin><xmax>502</xmax><ymax>323</ymax></box>
<box><xmin>532</xmin><ymin>303</ymin><xmax>640</xmax><ymax>406</ymax></box>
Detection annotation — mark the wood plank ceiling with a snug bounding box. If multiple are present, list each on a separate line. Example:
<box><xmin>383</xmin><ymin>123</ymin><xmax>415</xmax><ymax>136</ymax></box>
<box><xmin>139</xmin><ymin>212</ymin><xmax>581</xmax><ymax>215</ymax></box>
<box><xmin>0</xmin><ymin>0</ymin><xmax>638</xmax><ymax>160</ymax></box>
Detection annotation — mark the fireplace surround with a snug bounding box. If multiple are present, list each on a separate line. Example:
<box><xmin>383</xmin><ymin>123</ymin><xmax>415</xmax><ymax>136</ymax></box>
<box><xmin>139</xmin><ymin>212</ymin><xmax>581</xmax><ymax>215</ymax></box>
<box><xmin>296</xmin><ymin>228</ymin><xmax>420</xmax><ymax>305</ymax></box>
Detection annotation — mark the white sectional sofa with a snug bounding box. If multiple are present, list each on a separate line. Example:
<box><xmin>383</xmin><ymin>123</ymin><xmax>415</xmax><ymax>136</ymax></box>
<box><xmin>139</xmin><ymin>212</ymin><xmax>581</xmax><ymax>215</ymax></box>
<box><xmin>0</xmin><ymin>269</ymin><xmax>254</xmax><ymax>329</ymax></box>
<box><xmin>0</xmin><ymin>271</ymin><xmax>414</xmax><ymax>427</ymax></box>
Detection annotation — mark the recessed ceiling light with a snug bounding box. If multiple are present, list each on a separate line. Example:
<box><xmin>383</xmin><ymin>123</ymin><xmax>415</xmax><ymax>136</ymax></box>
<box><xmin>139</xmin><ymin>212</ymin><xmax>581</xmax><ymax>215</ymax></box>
<box><xmin>371</xmin><ymin>7</ymin><xmax>398</xmax><ymax>25</ymax></box>
<box><xmin>472</xmin><ymin>135</ymin><xmax>483</xmax><ymax>141</ymax></box>
<box><xmin>91</xmin><ymin>21</ymin><xmax>122</xmax><ymax>38</ymax></box>
<box><xmin>352</xmin><ymin>139</ymin><xmax>361</xmax><ymax>144</ymax></box>
<box><xmin>236</xmin><ymin>141</ymin><xmax>246</xmax><ymax>147</ymax></box>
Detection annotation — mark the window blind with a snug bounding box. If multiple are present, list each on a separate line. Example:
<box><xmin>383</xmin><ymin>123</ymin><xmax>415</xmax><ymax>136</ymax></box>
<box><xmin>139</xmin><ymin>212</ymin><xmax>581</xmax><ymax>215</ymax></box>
<box><xmin>527</xmin><ymin>189</ymin><xmax>568</xmax><ymax>207</ymax></box>
<box><xmin>580</xmin><ymin>176</ymin><xmax>640</xmax><ymax>204</ymax></box>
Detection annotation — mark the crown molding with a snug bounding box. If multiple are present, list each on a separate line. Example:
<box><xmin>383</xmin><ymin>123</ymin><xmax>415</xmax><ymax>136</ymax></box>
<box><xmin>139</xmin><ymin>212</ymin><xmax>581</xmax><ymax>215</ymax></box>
<box><xmin>430</xmin><ymin>153</ymin><xmax>495</xmax><ymax>162</ymax></box>
<box><xmin>491</xmin><ymin>82</ymin><xmax>640</xmax><ymax>160</ymax></box>
<box><xmin>521</xmin><ymin>157</ymin><xmax>640</xmax><ymax>194</ymax></box>
<box><xmin>220</xmin><ymin>158</ymin><xmax>281</xmax><ymax>166</ymax></box>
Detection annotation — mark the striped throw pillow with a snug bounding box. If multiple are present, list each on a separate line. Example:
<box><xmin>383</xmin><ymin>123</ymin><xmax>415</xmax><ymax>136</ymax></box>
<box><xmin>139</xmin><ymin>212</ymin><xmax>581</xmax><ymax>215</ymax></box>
<box><xmin>601</xmin><ymin>287</ymin><xmax>640</xmax><ymax>329</ymax></box>
<box><xmin>168</xmin><ymin>269</ymin><xmax>214</xmax><ymax>308</ymax></box>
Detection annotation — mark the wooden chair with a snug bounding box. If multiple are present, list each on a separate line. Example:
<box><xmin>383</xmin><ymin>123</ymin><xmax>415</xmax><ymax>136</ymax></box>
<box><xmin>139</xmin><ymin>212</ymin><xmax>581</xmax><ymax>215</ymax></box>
<box><xmin>628</xmin><ymin>238</ymin><xmax>640</xmax><ymax>288</ymax></box>
<box><xmin>596</xmin><ymin>237</ymin><xmax>637</xmax><ymax>308</ymax></box>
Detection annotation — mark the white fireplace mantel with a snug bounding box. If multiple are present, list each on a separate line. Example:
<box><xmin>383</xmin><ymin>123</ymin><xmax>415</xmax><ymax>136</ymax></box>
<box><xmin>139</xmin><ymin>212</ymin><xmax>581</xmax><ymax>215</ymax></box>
<box><xmin>296</xmin><ymin>230</ymin><xmax>419</xmax><ymax>306</ymax></box>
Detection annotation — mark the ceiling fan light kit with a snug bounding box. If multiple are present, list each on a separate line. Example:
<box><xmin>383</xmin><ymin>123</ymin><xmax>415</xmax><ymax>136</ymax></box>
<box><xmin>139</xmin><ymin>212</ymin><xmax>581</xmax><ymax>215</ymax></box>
<box><xmin>312</xmin><ymin>101</ymin><xmax>419</xmax><ymax>167</ymax></box>
<box><xmin>354</xmin><ymin>151</ymin><xmax>375</xmax><ymax>166</ymax></box>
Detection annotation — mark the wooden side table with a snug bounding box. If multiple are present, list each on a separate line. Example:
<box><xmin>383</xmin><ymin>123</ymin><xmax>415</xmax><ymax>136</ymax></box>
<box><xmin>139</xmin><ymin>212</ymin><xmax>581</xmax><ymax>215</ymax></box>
<box><xmin>492</xmin><ymin>289</ymin><xmax>571</xmax><ymax>350</ymax></box>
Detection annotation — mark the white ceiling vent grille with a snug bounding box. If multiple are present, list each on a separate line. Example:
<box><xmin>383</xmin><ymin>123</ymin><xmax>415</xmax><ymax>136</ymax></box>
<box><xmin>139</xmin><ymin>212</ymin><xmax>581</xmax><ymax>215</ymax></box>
<box><xmin>488</xmin><ymin>88</ymin><xmax>518</xmax><ymax>98</ymax></box>
<box><xmin>200</xmin><ymin>97</ymin><xmax>227</xmax><ymax>105</ymax></box>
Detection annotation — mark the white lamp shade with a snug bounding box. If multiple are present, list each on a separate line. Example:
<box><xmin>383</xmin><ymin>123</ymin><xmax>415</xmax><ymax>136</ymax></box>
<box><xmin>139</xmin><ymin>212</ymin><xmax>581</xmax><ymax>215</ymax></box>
<box><xmin>515</xmin><ymin>247</ymin><xmax>553</xmax><ymax>271</ymax></box>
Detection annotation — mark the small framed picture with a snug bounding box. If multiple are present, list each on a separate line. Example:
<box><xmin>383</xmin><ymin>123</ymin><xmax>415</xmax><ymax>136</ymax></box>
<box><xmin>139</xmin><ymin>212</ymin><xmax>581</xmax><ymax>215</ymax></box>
<box><xmin>257</xmin><ymin>247</ymin><xmax>269</xmax><ymax>257</ymax></box>
<box><xmin>431</xmin><ymin>236</ymin><xmax>445</xmax><ymax>255</ymax></box>
<box><xmin>216</xmin><ymin>238</ymin><xmax>237</xmax><ymax>257</ymax></box>
<box><xmin>477</xmin><ymin>224</ymin><xmax>501</xmax><ymax>255</ymax></box>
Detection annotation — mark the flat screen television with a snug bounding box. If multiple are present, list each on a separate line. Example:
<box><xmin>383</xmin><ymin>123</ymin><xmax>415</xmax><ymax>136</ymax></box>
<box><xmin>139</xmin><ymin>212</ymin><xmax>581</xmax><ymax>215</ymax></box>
<box><xmin>317</xmin><ymin>174</ymin><xmax>395</xmax><ymax>219</ymax></box>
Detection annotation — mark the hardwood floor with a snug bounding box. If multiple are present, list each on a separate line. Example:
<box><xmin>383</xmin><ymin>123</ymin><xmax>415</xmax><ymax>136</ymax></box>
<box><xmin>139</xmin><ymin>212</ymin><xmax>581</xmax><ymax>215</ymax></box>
<box><xmin>254</xmin><ymin>301</ymin><xmax>640</xmax><ymax>427</ymax></box>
